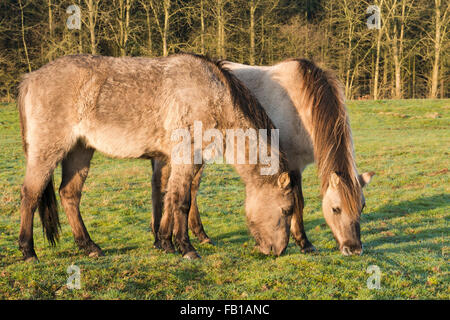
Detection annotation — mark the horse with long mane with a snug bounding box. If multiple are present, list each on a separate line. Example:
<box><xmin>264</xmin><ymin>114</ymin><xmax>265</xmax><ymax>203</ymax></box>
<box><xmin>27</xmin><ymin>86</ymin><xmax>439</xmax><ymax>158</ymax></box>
<box><xmin>152</xmin><ymin>58</ymin><xmax>374</xmax><ymax>256</ymax></box>
<box><xmin>16</xmin><ymin>53</ymin><xmax>298</xmax><ymax>261</ymax></box>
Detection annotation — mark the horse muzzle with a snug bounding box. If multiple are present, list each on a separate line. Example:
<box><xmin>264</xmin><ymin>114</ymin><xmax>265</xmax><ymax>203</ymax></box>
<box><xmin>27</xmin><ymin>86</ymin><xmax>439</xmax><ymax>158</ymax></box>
<box><xmin>340</xmin><ymin>242</ymin><xmax>363</xmax><ymax>256</ymax></box>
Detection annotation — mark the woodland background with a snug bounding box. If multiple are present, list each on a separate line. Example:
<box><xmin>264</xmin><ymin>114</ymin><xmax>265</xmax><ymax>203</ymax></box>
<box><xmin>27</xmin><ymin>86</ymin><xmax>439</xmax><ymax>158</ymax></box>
<box><xmin>0</xmin><ymin>0</ymin><xmax>448</xmax><ymax>101</ymax></box>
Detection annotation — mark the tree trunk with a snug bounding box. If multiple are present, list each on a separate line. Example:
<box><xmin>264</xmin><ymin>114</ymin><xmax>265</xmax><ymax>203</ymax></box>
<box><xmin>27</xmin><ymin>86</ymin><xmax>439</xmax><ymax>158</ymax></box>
<box><xmin>412</xmin><ymin>55</ymin><xmax>416</xmax><ymax>98</ymax></box>
<box><xmin>249</xmin><ymin>0</ymin><xmax>256</xmax><ymax>65</ymax></box>
<box><xmin>393</xmin><ymin>31</ymin><xmax>402</xmax><ymax>99</ymax></box>
<box><xmin>382</xmin><ymin>49</ymin><xmax>388</xmax><ymax>98</ymax></box>
<box><xmin>200</xmin><ymin>0</ymin><xmax>205</xmax><ymax>54</ymax></box>
<box><xmin>124</xmin><ymin>0</ymin><xmax>131</xmax><ymax>56</ymax></box>
<box><xmin>86</xmin><ymin>0</ymin><xmax>97</xmax><ymax>55</ymax></box>
<box><xmin>19</xmin><ymin>0</ymin><xmax>31</xmax><ymax>72</ymax></box>
<box><xmin>430</xmin><ymin>0</ymin><xmax>442</xmax><ymax>98</ymax></box>
<box><xmin>385</xmin><ymin>19</ymin><xmax>402</xmax><ymax>98</ymax></box>
<box><xmin>163</xmin><ymin>0</ymin><xmax>170</xmax><ymax>56</ymax></box>
<box><xmin>373</xmin><ymin>27</ymin><xmax>382</xmax><ymax>100</ymax></box>
<box><xmin>216</xmin><ymin>0</ymin><xmax>225</xmax><ymax>58</ymax></box>
<box><xmin>117</xmin><ymin>0</ymin><xmax>131</xmax><ymax>57</ymax></box>
<box><xmin>148</xmin><ymin>0</ymin><xmax>166</xmax><ymax>56</ymax></box>
<box><xmin>440</xmin><ymin>56</ymin><xmax>444</xmax><ymax>98</ymax></box>
<box><xmin>78</xmin><ymin>26</ymin><xmax>83</xmax><ymax>54</ymax></box>
<box><xmin>394</xmin><ymin>0</ymin><xmax>407</xmax><ymax>99</ymax></box>
<box><xmin>48</xmin><ymin>0</ymin><xmax>53</xmax><ymax>61</ymax></box>
<box><xmin>260</xmin><ymin>14</ymin><xmax>265</xmax><ymax>64</ymax></box>
<box><xmin>144</xmin><ymin>4</ymin><xmax>152</xmax><ymax>55</ymax></box>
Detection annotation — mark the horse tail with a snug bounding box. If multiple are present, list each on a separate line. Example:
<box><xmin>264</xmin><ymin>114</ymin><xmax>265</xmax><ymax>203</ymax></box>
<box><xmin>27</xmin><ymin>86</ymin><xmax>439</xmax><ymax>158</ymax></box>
<box><xmin>17</xmin><ymin>76</ymin><xmax>61</xmax><ymax>245</ymax></box>
<box><xmin>38</xmin><ymin>177</ymin><xmax>60</xmax><ymax>245</ymax></box>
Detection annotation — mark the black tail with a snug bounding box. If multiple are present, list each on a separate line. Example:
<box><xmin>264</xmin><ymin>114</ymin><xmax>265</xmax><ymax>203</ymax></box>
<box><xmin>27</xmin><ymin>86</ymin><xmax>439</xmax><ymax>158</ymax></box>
<box><xmin>38</xmin><ymin>176</ymin><xmax>60</xmax><ymax>245</ymax></box>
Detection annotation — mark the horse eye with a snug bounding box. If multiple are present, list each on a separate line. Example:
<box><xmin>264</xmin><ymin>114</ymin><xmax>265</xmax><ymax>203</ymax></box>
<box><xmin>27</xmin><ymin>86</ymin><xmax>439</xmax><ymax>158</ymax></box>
<box><xmin>332</xmin><ymin>207</ymin><xmax>341</xmax><ymax>214</ymax></box>
<box><xmin>282</xmin><ymin>207</ymin><xmax>294</xmax><ymax>216</ymax></box>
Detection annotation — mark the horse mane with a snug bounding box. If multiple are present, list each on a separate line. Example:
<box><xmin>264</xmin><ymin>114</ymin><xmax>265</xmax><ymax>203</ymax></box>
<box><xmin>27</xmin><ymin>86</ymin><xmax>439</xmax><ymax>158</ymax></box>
<box><xmin>291</xmin><ymin>58</ymin><xmax>361</xmax><ymax>216</ymax></box>
<box><xmin>179</xmin><ymin>52</ymin><xmax>289</xmax><ymax>179</ymax></box>
<box><xmin>215</xmin><ymin>60</ymin><xmax>275</xmax><ymax>134</ymax></box>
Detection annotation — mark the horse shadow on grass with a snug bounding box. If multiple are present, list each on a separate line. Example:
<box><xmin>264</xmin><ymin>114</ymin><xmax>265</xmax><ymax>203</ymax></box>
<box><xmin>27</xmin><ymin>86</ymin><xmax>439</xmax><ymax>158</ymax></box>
<box><xmin>101</xmin><ymin>245</ymin><xmax>141</xmax><ymax>256</ymax></box>
<box><xmin>362</xmin><ymin>193</ymin><xmax>449</xmax><ymax>254</ymax></box>
<box><xmin>211</xmin><ymin>215</ymin><xmax>324</xmax><ymax>259</ymax></box>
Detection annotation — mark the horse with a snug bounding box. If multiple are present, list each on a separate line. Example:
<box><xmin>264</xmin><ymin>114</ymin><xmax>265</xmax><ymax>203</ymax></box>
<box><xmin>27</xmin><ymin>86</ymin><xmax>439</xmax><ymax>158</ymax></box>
<box><xmin>151</xmin><ymin>58</ymin><xmax>375</xmax><ymax>256</ymax></box>
<box><xmin>16</xmin><ymin>53</ymin><xmax>298</xmax><ymax>261</ymax></box>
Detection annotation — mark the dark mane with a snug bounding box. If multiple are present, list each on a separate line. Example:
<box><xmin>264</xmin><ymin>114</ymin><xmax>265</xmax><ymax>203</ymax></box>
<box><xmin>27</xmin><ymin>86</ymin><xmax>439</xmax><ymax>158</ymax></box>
<box><xmin>180</xmin><ymin>53</ymin><xmax>289</xmax><ymax>177</ymax></box>
<box><xmin>215</xmin><ymin>60</ymin><xmax>274</xmax><ymax>131</ymax></box>
<box><xmin>292</xmin><ymin>58</ymin><xmax>361</xmax><ymax>216</ymax></box>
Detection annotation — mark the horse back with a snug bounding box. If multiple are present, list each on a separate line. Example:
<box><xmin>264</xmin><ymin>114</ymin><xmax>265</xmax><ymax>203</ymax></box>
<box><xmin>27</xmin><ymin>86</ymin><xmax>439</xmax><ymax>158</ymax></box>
<box><xmin>19</xmin><ymin>54</ymin><xmax>228</xmax><ymax>160</ymax></box>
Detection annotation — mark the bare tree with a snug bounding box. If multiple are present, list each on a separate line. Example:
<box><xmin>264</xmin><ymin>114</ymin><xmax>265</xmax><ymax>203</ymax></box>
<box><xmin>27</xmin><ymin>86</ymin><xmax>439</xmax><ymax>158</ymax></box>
<box><xmin>18</xmin><ymin>0</ymin><xmax>31</xmax><ymax>72</ymax></box>
<box><xmin>429</xmin><ymin>0</ymin><xmax>448</xmax><ymax>98</ymax></box>
<box><xmin>384</xmin><ymin>0</ymin><xmax>412</xmax><ymax>99</ymax></box>
<box><xmin>106</xmin><ymin>0</ymin><xmax>133</xmax><ymax>56</ymax></box>
<box><xmin>148</xmin><ymin>0</ymin><xmax>171</xmax><ymax>56</ymax></box>
<box><xmin>84</xmin><ymin>0</ymin><xmax>100</xmax><ymax>55</ymax></box>
<box><xmin>215</xmin><ymin>0</ymin><xmax>226</xmax><ymax>58</ymax></box>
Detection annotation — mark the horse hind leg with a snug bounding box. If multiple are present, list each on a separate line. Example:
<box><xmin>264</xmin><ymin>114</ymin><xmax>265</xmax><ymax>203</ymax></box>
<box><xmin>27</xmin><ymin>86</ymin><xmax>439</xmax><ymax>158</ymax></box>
<box><xmin>19</xmin><ymin>150</ymin><xmax>64</xmax><ymax>261</ymax></box>
<box><xmin>59</xmin><ymin>143</ymin><xmax>103</xmax><ymax>257</ymax></box>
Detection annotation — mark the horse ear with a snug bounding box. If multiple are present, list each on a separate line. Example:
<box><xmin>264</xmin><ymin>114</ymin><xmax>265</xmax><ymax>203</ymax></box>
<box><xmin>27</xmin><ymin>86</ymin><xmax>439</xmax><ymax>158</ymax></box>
<box><xmin>277</xmin><ymin>172</ymin><xmax>291</xmax><ymax>190</ymax></box>
<box><xmin>359</xmin><ymin>171</ymin><xmax>375</xmax><ymax>187</ymax></box>
<box><xmin>329</xmin><ymin>172</ymin><xmax>340</xmax><ymax>189</ymax></box>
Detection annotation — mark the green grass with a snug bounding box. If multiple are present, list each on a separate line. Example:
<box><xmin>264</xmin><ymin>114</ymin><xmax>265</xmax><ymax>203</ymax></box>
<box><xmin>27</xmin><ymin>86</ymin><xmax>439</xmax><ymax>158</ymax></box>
<box><xmin>0</xmin><ymin>99</ymin><xmax>449</xmax><ymax>300</ymax></box>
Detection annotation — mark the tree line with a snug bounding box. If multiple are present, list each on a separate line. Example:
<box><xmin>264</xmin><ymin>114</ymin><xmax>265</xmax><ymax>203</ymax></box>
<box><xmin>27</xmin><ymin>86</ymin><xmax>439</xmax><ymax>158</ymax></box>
<box><xmin>0</xmin><ymin>0</ymin><xmax>448</xmax><ymax>101</ymax></box>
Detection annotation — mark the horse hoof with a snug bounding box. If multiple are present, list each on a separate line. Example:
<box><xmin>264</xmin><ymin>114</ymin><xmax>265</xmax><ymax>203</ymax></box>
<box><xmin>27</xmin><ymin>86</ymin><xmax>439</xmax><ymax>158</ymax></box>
<box><xmin>183</xmin><ymin>251</ymin><xmax>201</xmax><ymax>260</ymax></box>
<box><xmin>161</xmin><ymin>240</ymin><xmax>176</xmax><ymax>253</ymax></box>
<box><xmin>83</xmin><ymin>242</ymin><xmax>104</xmax><ymax>257</ymax></box>
<box><xmin>200</xmin><ymin>238</ymin><xmax>214</xmax><ymax>246</ymax></box>
<box><xmin>24</xmin><ymin>255</ymin><xmax>39</xmax><ymax>263</ymax></box>
<box><xmin>153</xmin><ymin>240</ymin><xmax>162</xmax><ymax>250</ymax></box>
<box><xmin>88</xmin><ymin>250</ymin><xmax>104</xmax><ymax>258</ymax></box>
<box><xmin>301</xmin><ymin>243</ymin><xmax>316</xmax><ymax>254</ymax></box>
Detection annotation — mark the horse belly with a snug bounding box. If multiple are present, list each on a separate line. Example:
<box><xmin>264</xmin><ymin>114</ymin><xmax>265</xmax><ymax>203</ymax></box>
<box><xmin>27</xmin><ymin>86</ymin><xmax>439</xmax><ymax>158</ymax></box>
<box><xmin>78</xmin><ymin>123</ymin><xmax>163</xmax><ymax>159</ymax></box>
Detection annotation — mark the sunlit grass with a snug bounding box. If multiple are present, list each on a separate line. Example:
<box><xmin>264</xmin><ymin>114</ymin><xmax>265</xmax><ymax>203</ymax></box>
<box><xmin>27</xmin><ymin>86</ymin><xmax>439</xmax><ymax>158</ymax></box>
<box><xmin>0</xmin><ymin>99</ymin><xmax>448</xmax><ymax>299</ymax></box>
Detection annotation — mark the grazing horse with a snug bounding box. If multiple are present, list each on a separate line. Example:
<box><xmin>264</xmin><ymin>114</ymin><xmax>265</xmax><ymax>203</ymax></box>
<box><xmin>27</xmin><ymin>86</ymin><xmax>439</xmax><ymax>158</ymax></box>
<box><xmin>17</xmin><ymin>53</ymin><xmax>298</xmax><ymax>261</ymax></box>
<box><xmin>152</xmin><ymin>59</ymin><xmax>374</xmax><ymax>256</ymax></box>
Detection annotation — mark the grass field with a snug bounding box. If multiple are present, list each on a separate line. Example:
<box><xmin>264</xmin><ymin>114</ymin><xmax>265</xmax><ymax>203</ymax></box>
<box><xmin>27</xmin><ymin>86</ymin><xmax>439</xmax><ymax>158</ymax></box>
<box><xmin>0</xmin><ymin>99</ymin><xmax>448</xmax><ymax>300</ymax></box>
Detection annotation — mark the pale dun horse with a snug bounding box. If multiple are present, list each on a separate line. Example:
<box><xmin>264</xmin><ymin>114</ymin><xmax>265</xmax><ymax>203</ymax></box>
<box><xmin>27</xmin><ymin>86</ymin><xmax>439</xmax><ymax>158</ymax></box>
<box><xmin>17</xmin><ymin>53</ymin><xmax>299</xmax><ymax>261</ymax></box>
<box><xmin>152</xmin><ymin>58</ymin><xmax>375</xmax><ymax>256</ymax></box>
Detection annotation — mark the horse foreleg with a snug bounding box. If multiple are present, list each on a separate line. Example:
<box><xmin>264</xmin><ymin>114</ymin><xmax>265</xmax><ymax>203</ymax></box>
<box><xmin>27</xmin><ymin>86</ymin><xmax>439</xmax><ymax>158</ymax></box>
<box><xmin>290</xmin><ymin>171</ymin><xmax>316</xmax><ymax>253</ymax></box>
<box><xmin>160</xmin><ymin>164</ymin><xmax>200</xmax><ymax>259</ymax></box>
<box><xmin>187</xmin><ymin>165</ymin><xmax>212</xmax><ymax>244</ymax></box>
<box><xmin>152</xmin><ymin>161</ymin><xmax>211</xmax><ymax>246</ymax></box>
<box><xmin>59</xmin><ymin>144</ymin><xmax>103</xmax><ymax>257</ymax></box>
<box><xmin>156</xmin><ymin>160</ymin><xmax>175</xmax><ymax>254</ymax></box>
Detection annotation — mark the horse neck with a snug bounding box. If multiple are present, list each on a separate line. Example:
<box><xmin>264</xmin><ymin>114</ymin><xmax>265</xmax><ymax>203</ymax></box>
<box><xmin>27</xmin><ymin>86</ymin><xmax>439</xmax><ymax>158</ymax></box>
<box><xmin>223</xmin><ymin>120</ymin><xmax>283</xmax><ymax>188</ymax></box>
<box><xmin>232</xmin><ymin>164</ymin><xmax>277</xmax><ymax>189</ymax></box>
<box><xmin>216</xmin><ymin>61</ymin><xmax>288</xmax><ymax>189</ymax></box>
